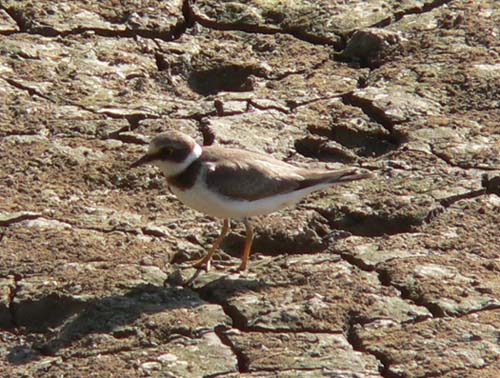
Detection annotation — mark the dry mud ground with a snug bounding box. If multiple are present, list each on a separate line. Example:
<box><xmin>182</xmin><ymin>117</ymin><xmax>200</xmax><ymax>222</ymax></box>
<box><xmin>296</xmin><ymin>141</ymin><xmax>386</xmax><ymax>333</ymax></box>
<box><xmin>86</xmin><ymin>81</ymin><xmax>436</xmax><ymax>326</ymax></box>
<box><xmin>0</xmin><ymin>0</ymin><xmax>499</xmax><ymax>377</ymax></box>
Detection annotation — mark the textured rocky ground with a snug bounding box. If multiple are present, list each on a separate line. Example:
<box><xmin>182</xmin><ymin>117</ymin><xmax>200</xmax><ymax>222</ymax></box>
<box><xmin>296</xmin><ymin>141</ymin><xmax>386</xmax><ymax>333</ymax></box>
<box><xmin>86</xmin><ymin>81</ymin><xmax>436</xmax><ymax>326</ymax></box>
<box><xmin>0</xmin><ymin>0</ymin><xmax>499</xmax><ymax>377</ymax></box>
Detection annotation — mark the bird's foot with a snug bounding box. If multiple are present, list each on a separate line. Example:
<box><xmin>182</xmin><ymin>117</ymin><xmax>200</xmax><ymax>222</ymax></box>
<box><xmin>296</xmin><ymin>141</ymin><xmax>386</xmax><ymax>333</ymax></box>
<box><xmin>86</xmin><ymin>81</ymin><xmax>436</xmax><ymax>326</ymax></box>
<box><xmin>237</xmin><ymin>261</ymin><xmax>247</xmax><ymax>272</ymax></box>
<box><xmin>226</xmin><ymin>261</ymin><xmax>247</xmax><ymax>273</ymax></box>
<box><xmin>191</xmin><ymin>256</ymin><xmax>211</xmax><ymax>272</ymax></box>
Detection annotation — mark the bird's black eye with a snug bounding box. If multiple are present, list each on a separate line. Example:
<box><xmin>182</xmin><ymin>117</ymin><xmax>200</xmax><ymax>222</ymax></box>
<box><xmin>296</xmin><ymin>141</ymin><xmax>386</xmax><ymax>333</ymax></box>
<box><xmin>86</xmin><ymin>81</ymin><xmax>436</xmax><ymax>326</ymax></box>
<box><xmin>159</xmin><ymin>147</ymin><xmax>173</xmax><ymax>159</ymax></box>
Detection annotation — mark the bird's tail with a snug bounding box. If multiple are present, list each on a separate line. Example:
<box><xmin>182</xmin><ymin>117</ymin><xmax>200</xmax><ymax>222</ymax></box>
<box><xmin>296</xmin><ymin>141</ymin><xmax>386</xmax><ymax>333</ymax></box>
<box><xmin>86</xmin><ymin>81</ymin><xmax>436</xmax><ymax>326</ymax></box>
<box><xmin>325</xmin><ymin>168</ymin><xmax>374</xmax><ymax>183</ymax></box>
<box><xmin>300</xmin><ymin>168</ymin><xmax>373</xmax><ymax>188</ymax></box>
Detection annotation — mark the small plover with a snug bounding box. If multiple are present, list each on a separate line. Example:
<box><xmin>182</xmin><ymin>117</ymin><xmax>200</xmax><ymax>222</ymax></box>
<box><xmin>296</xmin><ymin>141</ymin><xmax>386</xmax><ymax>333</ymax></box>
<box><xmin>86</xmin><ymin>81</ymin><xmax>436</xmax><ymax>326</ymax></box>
<box><xmin>130</xmin><ymin>131</ymin><xmax>372</xmax><ymax>271</ymax></box>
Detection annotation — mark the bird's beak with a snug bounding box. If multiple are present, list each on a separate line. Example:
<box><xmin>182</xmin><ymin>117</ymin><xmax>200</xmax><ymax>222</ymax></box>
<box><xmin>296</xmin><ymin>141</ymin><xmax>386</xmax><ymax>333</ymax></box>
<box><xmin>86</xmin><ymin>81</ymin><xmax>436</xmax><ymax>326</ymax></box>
<box><xmin>130</xmin><ymin>153</ymin><xmax>155</xmax><ymax>168</ymax></box>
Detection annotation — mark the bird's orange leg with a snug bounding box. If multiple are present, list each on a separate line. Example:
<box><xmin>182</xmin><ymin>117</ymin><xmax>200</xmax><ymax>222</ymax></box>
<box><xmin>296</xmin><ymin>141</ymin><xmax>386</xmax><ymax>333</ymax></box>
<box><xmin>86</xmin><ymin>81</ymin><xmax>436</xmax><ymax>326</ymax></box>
<box><xmin>192</xmin><ymin>219</ymin><xmax>230</xmax><ymax>271</ymax></box>
<box><xmin>238</xmin><ymin>218</ymin><xmax>254</xmax><ymax>271</ymax></box>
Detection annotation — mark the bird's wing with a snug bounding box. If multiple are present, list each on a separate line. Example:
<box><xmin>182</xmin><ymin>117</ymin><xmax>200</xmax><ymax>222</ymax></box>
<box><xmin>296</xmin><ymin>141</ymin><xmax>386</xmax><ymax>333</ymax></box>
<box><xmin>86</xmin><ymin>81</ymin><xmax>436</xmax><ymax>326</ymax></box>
<box><xmin>201</xmin><ymin>147</ymin><xmax>306</xmax><ymax>201</ymax></box>
<box><xmin>200</xmin><ymin>146</ymin><xmax>371</xmax><ymax>201</ymax></box>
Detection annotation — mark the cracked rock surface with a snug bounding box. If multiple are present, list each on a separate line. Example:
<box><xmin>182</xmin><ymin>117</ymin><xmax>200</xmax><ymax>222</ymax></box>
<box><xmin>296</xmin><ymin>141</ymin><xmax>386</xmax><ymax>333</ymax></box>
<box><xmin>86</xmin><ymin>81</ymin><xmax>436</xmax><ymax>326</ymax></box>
<box><xmin>1</xmin><ymin>0</ymin><xmax>499</xmax><ymax>377</ymax></box>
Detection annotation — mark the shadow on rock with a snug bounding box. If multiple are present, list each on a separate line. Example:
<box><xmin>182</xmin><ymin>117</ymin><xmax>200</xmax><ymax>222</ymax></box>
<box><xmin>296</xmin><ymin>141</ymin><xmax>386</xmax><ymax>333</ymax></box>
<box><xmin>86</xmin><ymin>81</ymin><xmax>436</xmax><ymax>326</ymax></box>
<box><xmin>7</xmin><ymin>284</ymin><xmax>207</xmax><ymax>363</ymax></box>
<box><xmin>7</xmin><ymin>272</ymin><xmax>267</xmax><ymax>365</ymax></box>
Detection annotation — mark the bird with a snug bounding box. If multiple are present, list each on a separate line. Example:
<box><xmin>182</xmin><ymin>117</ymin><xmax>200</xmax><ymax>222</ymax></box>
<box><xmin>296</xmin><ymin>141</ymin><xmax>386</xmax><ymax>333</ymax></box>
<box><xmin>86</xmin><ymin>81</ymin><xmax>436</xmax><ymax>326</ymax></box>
<box><xmin>130</xmin><ymin>130</ymin><xmax>372</xmax><ymax>271</ymax></box>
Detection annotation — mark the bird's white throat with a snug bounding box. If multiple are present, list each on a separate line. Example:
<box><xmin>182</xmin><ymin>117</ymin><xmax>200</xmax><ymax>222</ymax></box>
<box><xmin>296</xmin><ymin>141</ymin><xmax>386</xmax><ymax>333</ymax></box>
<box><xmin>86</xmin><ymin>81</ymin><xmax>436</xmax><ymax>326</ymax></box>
<box><xmin>155</xmin><ymin>143</ymin><xmax>202</xmax><ymax>177</ymax></box>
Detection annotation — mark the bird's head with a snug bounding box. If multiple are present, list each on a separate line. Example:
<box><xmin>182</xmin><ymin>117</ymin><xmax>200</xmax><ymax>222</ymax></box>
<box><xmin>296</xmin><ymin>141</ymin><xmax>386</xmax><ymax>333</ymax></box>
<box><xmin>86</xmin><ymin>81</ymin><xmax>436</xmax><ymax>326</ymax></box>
<box><xmin>130</xmin><ymin>131</ymin><xmax>202</xmax><ymax>177</ymax></box>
